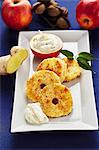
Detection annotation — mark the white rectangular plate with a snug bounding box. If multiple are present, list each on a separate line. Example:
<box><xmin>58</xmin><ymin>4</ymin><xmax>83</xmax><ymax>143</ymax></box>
<box><xmin>11</xmin><ymin>30</ymin><xmax>98</xmax><ymax>132</ymax></box>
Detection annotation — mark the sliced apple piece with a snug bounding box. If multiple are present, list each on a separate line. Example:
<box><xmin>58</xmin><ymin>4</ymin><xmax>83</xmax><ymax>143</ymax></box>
<box><xmin>7</xmin><ymin>48</ymin><xmax>28</xmax><ymax>74</ymax></box>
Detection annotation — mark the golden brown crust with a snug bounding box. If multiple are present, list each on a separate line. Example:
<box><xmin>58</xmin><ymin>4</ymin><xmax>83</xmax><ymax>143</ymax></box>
<box><xmin>40</xmin><ymin>83</ymin><xmax>73</xmax><ymax>118</ymax></box>
<box><xmin>26</xmin><ymin>70</ymin><xmax>61</xmax><ymax>102</ymax></box>
<box><xmin>63</xmin><ymin>58</ymin><xmax>81</xmax><ymax>82</ymax></box>
<box><xmin>36</xmin><ymin>58</ymin><xmax>67</xmax><ymax>83</ymax></box>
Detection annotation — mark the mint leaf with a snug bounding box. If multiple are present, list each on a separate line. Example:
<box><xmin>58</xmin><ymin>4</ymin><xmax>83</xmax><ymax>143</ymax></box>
<box><xmin>60</xmin><ymin>50</ymin><xmax>74</xmax><ymax>60</ymax></box>
<box><xmin>77</xmin><ymin>57</ymin><xmax>92</xmax><ymax>71</ymax></box>
<box><xmin>78</xmin><ymin>52</ymin><xmax>94</xmax><ymax>61</ymax></box>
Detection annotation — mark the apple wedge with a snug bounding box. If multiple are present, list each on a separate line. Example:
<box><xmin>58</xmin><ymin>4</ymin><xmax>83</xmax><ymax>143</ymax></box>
<box><xmin>6</xmin><ymin>48</ymin><xmax>28</xmax><ymax>74</ymax></box>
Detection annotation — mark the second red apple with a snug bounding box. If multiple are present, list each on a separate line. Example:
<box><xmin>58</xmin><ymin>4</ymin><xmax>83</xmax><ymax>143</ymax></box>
<box><xmin>76</xmin><ymin>0</ymin><xmax>99</xmax><ymax>29</ymax></box>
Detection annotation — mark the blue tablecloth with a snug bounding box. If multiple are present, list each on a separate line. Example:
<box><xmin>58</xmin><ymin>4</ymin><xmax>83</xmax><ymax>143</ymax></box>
<box><xmin>0</xmin><ymin>0</ymin><xmax>99</xmax><ymax>149</ymax></box>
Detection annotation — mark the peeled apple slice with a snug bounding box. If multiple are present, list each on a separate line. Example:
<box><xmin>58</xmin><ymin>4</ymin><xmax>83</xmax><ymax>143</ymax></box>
<box><xmin>7</xmin><ymin>48</ymin><xmax>28</xmax><ymax>74</ymax></box>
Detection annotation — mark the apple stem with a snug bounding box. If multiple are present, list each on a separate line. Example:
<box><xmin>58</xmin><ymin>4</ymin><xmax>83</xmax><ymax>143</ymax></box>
<box><xmin>83</xmin><ymin>19</ymin><xmax>89</xmax><ymax>24</ymax></box>
<box><xmin>13</xmin><ymin>0</ymin><xmax>19</xmax><ymax>4</ymax></box>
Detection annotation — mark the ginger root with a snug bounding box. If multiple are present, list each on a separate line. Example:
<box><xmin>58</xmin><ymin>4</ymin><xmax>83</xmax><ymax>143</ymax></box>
<box><xmin>0</xmin><ymin>55</ymin><xmax>11</xmax><ymax>75</ymax></box>
<box><xmin>0</xmin><ymin>46</ymin><xmax>28</xmax><ymax>75</ymax></box>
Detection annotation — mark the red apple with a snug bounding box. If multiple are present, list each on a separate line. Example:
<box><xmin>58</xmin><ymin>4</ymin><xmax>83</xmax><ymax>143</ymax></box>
<box><xmin>30</xmin><ymin>33</ymin><xmax>63</xmax><ymax>59</ymax></box>
<box><xmin>76</xmin><ymin>0</ymin><xmax>99</xmax><ymax>29</ymax></box>
<box><xmin>2</xmin><ymin>0</ymin><xmax>32</xmax><ymax>30</ymax></box>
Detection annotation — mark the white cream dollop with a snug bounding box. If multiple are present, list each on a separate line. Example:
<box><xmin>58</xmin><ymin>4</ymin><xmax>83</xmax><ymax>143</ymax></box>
<box><xmin>24</xmin><ymin>103</ymin><xmax>49</xmax><ymax>125</ymax></box>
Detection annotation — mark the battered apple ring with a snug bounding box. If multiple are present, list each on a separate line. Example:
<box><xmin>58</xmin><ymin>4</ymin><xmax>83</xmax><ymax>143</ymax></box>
<box><xmin>36</xmin><ymin>58</ymin><xmax>67</xmax><ymax>83</ymax></box>
<box><xmin>40</xmin><ymin>83</ymin><xmax>73</xmax><ymax>118</ymax></box>
<box><xmin>26</xmin><ymin>70</ymin><xmax>61</xmax><ymax>102</ymax></box>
